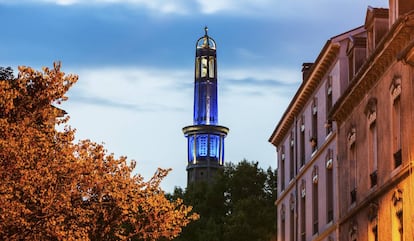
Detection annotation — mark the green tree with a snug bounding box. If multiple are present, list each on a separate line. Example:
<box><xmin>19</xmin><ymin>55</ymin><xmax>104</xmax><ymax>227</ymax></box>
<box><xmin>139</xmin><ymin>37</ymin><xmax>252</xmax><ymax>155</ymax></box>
<box><xmin>171</xmin><ymin>160</ymin><xmax>277</xmax><ymax>241</ymax></box>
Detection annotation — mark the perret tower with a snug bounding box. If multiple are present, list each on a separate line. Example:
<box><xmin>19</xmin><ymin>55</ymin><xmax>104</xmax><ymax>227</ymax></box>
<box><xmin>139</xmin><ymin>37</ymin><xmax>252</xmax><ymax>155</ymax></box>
<box><xmin>183</xmin><ymin>27</ymin><xmax>229</xmax><ymax>185</ymax></box>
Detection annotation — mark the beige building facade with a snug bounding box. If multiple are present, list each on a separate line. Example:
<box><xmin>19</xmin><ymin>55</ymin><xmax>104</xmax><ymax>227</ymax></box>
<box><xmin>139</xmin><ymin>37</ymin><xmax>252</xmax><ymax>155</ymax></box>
<box><xmin>269</xmin><ymin>1</ymin><xmax>414</xmax><ymax>241</ymax></box>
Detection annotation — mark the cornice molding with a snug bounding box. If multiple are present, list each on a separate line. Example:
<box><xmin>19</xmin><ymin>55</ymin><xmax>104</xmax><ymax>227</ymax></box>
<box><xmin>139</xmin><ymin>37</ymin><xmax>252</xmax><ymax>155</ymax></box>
<box><xmin>269</xmin><ymin>42</ymin><xmax>340</xmax><ymax>146</ymax></box>
<box><xmin>331</xmin><ymin>13</ymin><xmax>414</xmax><ymax>125</ymax></box>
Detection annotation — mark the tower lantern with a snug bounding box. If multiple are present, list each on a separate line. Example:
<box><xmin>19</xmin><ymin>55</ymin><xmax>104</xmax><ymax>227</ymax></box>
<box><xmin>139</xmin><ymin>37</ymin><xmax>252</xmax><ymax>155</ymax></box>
<box><xmin>183</xmin><ymin>27</ymin><xmax>229</xmax><ymax>185</ymax></box>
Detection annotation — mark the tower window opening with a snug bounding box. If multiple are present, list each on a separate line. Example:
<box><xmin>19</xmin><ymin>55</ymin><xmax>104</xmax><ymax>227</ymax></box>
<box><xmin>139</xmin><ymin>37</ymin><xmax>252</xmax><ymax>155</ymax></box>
<box><xmin>201</xmin><ymin>57</ymin><xmax>208</xmax><ymax>77</ymax></box>
<box><xmin>209</xmin><ymin>135</ymin><xmax>219</xmax><ymax>158</ymax></box>
<box><xmin>209</xmin><ymin>56</ymin><xmax>215</xmax><ymax>78</ymax></box>
<box><xmin>197</xmin><ymin>135</ymin><xmax>208</xmax><ymax>157</ymax></box>
<box><xmin>195</xmin><ymin>57</ymin><xmax>200</xmax><ymax>78</ymax></box>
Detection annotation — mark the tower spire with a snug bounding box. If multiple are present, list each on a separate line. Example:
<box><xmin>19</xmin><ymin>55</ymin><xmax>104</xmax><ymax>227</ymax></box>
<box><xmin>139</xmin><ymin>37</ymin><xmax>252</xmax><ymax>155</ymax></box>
<box><xmin>183</xmin><ymin>27</ymin><xmax>229</xmax><ymax>185</ymax></box>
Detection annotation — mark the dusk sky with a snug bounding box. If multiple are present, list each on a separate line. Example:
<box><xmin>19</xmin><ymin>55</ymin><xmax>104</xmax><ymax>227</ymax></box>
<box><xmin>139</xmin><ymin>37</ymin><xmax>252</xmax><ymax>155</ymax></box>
<box><xmin>1</xmin><ymin>0</ymin><xmax>389</xmax><ymax>192</ymax></box>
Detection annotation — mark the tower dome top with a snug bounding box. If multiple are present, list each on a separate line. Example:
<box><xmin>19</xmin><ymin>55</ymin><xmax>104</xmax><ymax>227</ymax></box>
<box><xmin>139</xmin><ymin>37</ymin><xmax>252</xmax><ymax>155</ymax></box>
<box><xmin>196</xmin><ymin>26</ymin><xmax>216</xmax><ymax>50</ymax></box>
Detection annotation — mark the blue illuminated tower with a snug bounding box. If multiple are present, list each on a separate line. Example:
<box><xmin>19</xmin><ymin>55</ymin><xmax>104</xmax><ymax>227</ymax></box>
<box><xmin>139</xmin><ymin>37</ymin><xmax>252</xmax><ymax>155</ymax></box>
<box><xmin>183</xmin><ymin>27</ymin><xmax>229</xmax><ymax>185</ymax></box>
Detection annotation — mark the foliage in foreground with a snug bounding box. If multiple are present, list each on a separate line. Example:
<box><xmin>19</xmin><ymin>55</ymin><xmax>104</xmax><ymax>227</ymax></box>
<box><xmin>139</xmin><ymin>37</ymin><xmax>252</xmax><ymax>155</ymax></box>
<box><xmin>0</xmin><ymin>63</ymin><xmax>198</xmax><ymax>240</ymax></box>
<box><xmin>169</xmin><ymin>160</ymin><xmax>277</xmax><ymax>241</ymax></box>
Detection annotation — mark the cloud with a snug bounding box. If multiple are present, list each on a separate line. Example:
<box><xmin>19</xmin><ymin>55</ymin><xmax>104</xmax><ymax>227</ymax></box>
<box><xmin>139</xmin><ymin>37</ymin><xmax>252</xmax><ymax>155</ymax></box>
<box><xmin>0</xmin><ymin>0</ymin><xmax>191</xmax><ymax>14</ymax></box>
<box><xmin>59</xmin><ymin>64</ymin><xmax>295</xmax><ymax>189</ymax></box>
<box><xmin>196</xmin><ymin>0</ymin><xmax>274</xmax><ymax>15</ymax></box>
<box><xmin>219</xmin><ymin>67</ymin><xmax>300</xmax><ymax>96</ymax></box>
<box><xmin>60</xmin><ymin>65</ymin><xmax>299</xmax><ymax>115</ymax></box>
<box><xmin>64</xmin><ymin>66</ymin><xmax>192</xmax><ymax>112</ymax></box>
<box><xmin>0</xmin><ymin>0</ymin><xmax>390</xmax><ymax>20</ymax></box>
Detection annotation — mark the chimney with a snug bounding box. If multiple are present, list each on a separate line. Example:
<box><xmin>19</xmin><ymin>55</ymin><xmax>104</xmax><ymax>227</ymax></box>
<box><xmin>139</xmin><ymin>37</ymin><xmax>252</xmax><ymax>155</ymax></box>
<box><xmin>302</xmin><ymin>62</ymin><xmax>313</xmax><ymax>81</ymax></box>
<box><xmin>389</xmin><ymin>0</ymin><xmax>414</xmax><ymax>25</ymax></box>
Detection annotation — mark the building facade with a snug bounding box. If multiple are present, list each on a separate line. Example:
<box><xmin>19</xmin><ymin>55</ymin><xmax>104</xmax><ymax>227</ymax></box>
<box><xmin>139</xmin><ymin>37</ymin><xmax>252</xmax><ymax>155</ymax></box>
<box><xmin>183</xmin><ymin>27</ymin><xmax>229</xmax><ymax>185</ymax></box>
<box><xmin>331</xmin><ymin>1</ymin><xmax>414</xmax><ymax>240</ymax></box>
<box><xmin>269</xmin><ymin>1</ymin><xmax>414</xmax><ymax>241</ymax></box>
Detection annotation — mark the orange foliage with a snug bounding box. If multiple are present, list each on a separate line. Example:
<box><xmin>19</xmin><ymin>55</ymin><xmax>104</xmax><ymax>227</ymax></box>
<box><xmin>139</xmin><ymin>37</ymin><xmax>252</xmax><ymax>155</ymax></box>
<box><xmin>0</xmin><ymin>63</ymin><xmax>198</xmax><ymax>240</ymax></box>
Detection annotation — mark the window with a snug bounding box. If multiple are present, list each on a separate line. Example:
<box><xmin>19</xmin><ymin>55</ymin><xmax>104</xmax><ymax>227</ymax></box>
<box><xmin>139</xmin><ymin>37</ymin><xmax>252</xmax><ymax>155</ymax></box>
<box><xmin>390</xmin><ymin>76</ymin><xmax>402</xmax><ymax>168</ymax></box>
<box><xmin>348</xmin><ymin>126</ymin><xmax>357</xmax><ymax>204</ymax></box>
<box><xmin>300</xmin><ymin>180</ymin><xmax>306</xmax><ymax>241</ymax></box>
<box><xmin>197</xmin><ymin>135</ymin><xmax>208</xmax><ymax>157</ymax></box>
<box><xmin>348</xmin><ymin>49</ymin><xmax>354</xmax><ymax>82</ymax></box>
<box><xmin>312</xmin><ymin>166</ymin><xmax>319</xmax><ymax>234</ymax></box>
<box><xmin>326</xmin><ymin>76</ymin><xmax>333</xmax><ymax>135</ymax></box>
<box><xmin>300</xmin><ymin>117</ymin><xmax>305</xmax><ymax>167</ymax></box>
<box><xmin>209</xmin><ymin>135</ymin><xmax>219</xmax><ymax>158</ymax></box>
<box><xmin>290</xmin><ymin>132</ymin><xmax>295</xmax><ymax>180</ymax></box>
<box><xmin>201</xmin><ymin>56</ymin><xmax>208</xmax><ymax>77</ymax></box>
<box><xmin>290</xmin><ymin>194</ymin><xmax>295</xmax><ymax>241</ymax></box>
<box><xmin>326</xmin><ymin>149</ymin><xmax>334</xmax><ymax>222</ymax></box>
<box><xmin>195</xmin><ymin>57</ymin><xmax>200</xmax><ymax>78</ymax></box>
<box><xmin>392</xmin><ymin>95</ymin><xmax>402</xmax><ymax>167</ymax></box>
<box><xmin>311</xmin><ymin>98</ymin><xmax>318</xmax><ymax>153</ymax></box>
<box><xmin>290</xmin><ymin>207</ymin><xmax>295</xmax><ymax>241</ymax></box>
<box><xmin>280</xmin><ymin>146</ymin><xmax>285</xmax><ymax>191</ymax></box>
<box><xmin>369</xmin><ymin>122</ymin><xmax>378</xmax><ymax>187</ymax></box>
<box><xmin>208</xmin><ymin>56</ymin><xmax>215</xmax><ymax>78</ymax></box>
<box><xmin>281</xmin><ymin>204</ymin><xmax>286</xmax><ymax>241</ymax></box>
<box><xmin>365</xmin><ymin>98</ymin><xmax>378</xmax><ymax>187</ymax></box>
<box><xmin>188</xmin><ymin>135</ymin><xmax>196</xmax><ymax>164</ymax></box>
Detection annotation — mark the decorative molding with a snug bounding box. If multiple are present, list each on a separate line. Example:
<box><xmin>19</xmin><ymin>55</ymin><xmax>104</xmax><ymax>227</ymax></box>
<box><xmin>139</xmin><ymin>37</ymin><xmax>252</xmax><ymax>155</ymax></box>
<box><xmin>367</xmin><ymin>202</ymin><xmax>379</xmax><ymax>221</ymax></box>
<box><xmin>313</xmin><ymin>106</ymin><xmax>318</xmax><ymax>115</ymax></box>
<box><xmin>390</xmin><ymin>75</ymin><xmax>402</xmax><ymax>101</ymax></box>
<box><xmin>349</xmin><ymin>220</ymin><xmax>358</xmax><ymax>239</ymax></box>
<box><xmin>280</xmin><ymin>145</ymin><xmax>285</xmax><ymax>160</ymax></box>
<box><xmin>312</xmin><ymin>97</ymin><xmax>318</xmax><ymax>115</ymax></box>
<box><xmin>330</xmin><ymin>15</ymin><xmax>414</xmax><ymax>124</ymax></box>
<box><xmin>326</xmin><ymin>158</ymin><xmax>333</xmax><ymax>169</ymax></box>
<box><xmin>348</xmin><ymin>127</ymin><xmax>356</xmax><ymax>147</ymax></box>
<box><xmin>301</xmin><ymin>179</ymin><xmax>306</xmax><ymax>198</ymax></box>
<box><xmin>325</xmin><ymin>148</ymin><xmax>333</xmax><ymax>169</ymax></box>
<box><xmin>312</xmin><ymin>175</ymin><xmax>318</xmax><ymax>184</ymax></box>
<box><xmin>392</xmin><ymin>84</ymin><xmax>402</xmax><ymax>100</ymax></box>
<box><xmin>312</xmin><ymin>166</ymin><xmax>319</xmax><ymax>184</ymax></box>
<box><xmin>392</xmin><ymin>188</ymin><xmax>403</xmax><ymax>215</ymax></box>
<box><xmin>290</xmin><ymin>193</ymin><xmax>295</xmax><ymax>211</ymax></box>
<box><xmin>368</xmin><ymin>112</ymin><xmax>377</xmax><ymax>125</ymax></box>
<box><xmin>269</xmin><ymin>42</ymin><xmax>340</xmax><ymax>146</ymax></box>
<box><xmin>364</xmin><ymin>97</ymin><xmax>377</xmax><ymax>125</ymax></box>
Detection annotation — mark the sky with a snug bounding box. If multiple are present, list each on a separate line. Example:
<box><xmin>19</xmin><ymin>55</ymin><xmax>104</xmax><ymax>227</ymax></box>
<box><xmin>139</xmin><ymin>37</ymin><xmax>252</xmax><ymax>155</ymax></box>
<box><xmin>0</xmin><ymin>0</ymin><xmax>389</xmax><ymax>192</ymax></box>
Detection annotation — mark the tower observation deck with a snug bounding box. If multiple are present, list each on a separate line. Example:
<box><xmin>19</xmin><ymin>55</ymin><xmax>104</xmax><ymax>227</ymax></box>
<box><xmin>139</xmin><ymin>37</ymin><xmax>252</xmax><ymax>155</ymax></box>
<box><xmin>183</xmin><ymin>27</ymin><xmax>229</xmax><ymax>185</ymax></box>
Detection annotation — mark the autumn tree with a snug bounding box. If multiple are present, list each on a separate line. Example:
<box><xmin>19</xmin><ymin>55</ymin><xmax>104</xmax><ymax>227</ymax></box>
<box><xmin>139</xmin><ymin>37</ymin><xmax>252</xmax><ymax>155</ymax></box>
<box><xmin>0</xmin><ymin>63</ymin><xmax>198</xmax><ymax>240</ymax></box>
